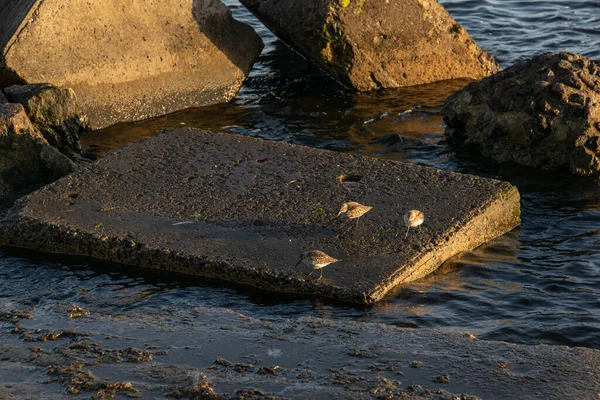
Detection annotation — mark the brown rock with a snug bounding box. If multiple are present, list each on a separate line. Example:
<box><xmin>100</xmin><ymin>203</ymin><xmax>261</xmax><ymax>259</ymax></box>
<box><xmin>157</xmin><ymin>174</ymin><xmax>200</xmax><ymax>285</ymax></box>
<box><xmin>0</xmin><ymin>103</ymin><xmax>75</xmax><ymax>192</ymax></box>
<box><xmin>4</xmin><ymin>84</ymin><xmax>83</xmax><ymax>154</ymax></box>
<box><xmin>0</xmin><ymin>0</ymin><xmax>263</xmax><ymax>129</ymax></box>
<box><xmin>0</xmin><ymin>128</ymin><xmax>520</xmax><ymax>304</ymax></box>
<box><xmin>442</xmin><ymin>52</ymin><xmax>600</xmax><ymax>176</ymax></box>
<box><xmin>240</xmin><ymin>0</ymin><xmax>499</xmax><ymax>91</ymax></box>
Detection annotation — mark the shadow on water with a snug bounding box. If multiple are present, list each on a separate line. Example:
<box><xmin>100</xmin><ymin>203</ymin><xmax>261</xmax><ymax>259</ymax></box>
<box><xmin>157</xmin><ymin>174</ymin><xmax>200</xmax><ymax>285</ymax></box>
<box><xmin>0</xmin><ymin>246</ymin><xmax>369</xmax><ymax>320</ymax></box>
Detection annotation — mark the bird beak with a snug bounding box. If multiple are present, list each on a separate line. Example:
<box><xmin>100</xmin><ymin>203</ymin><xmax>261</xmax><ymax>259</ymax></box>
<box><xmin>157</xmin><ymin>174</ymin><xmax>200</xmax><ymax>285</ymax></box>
<box><xmin>336</xmin><ymin>211</ymin><xmax>342</xmax><ymax>217</ymax></box>
<box><xmin>295</xmin><ymin>258</ymin><xmax>302</xmax><ymax>267</ymax></box>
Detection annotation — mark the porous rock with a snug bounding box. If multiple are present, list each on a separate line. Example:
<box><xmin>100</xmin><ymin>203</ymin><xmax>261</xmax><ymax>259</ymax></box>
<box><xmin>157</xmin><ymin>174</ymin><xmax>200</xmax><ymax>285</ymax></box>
<box><xmin>442</xmin><ymin>52</ymin><xmax>600</xmax><ymax>176</ymax></box>
<box><xmin>240</xmin><ymin>0</ymin><xmax>499</xmax><ymax>91</ymax></box>
<box><xmin>0</xmin><ymin>128</ymin><xmax>520</xmax><ymax>304</ymax></box>
<box><xmin>0</xmin><ymin>0</ymin><xmax>263</xmax><ymax>129</ymax></box>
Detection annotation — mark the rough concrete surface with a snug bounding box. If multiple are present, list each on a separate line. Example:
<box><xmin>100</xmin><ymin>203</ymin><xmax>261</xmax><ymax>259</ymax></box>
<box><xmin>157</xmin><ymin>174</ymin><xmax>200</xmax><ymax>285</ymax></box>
<box><xmin>240</xmin><ymin>0</ymin><xmax>499</xmax><ymax>91</ymax></box>
<box><xmin>0</xmin><ymin>129</ymin><xmax>520</xmax><ymax>304</ymax></box>
<box><xmin>0</xmin><ymin>0</ymin><xmax>263</xmax><ymax>129</ymax></box>
<box><xmin>443</xmin><ymin>52</ymin><xmax>600</xmax><ymax>176</ymax></box>
<box><xmin>0</xmin><ymin>304</ymin><xmax>598</xmax><ymax>399</ymax></box>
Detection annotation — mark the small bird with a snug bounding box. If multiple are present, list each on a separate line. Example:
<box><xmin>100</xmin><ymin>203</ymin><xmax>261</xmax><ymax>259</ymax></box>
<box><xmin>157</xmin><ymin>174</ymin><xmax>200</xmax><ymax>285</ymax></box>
<box><xmin>337</xmin><ymin>201</ymin><xmax>373</xmax><ymax>226</ymax></box>
<box><xmin>404</xmin><ymin>210</ymin><xmax>424</xmax><ymax>238</ymax></box>
<box><xmin>295</xmin><ymin>250</ymin><xmax>340</xmax><ymax>280</ymax></box>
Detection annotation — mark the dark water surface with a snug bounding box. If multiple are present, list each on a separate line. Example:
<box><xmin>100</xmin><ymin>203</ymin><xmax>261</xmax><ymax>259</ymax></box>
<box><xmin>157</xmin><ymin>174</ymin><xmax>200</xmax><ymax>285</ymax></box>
<box><xmin>5</xmin><ymin>1</ymin><xmax>600</xmax><ymax>349</ymax></box>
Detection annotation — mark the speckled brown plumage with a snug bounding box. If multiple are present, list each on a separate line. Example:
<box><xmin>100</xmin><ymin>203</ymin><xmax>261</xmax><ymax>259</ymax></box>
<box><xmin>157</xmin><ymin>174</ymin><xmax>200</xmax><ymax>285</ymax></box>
<box><xmin>296</xmin><ymin>250</ymin><xmax>340</xmax><ymax>280</ymax></box>
<box><xmin>404</xmin><ymin>210</ymin><xmax>425</xmax><ymax>238</ymax></box>
<box><xmin>337</xmin><ymin>201</ymin><xmax>372</xmax><ymax>226</ymax></box>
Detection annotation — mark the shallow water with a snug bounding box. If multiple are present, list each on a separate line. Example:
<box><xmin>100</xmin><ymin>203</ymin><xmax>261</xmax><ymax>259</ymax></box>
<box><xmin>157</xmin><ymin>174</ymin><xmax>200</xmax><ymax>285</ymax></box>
<box><xmin>6</xmin><ymin>0</ymin><xmax>600</xmax><ymax>349</ymax></box>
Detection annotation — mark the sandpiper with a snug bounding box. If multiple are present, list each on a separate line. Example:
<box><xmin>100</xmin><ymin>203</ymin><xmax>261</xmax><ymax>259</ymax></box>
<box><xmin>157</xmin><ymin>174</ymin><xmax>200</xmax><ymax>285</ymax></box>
<box><xmin>295</xmin><ymin>250</ymin><xmax>340</xmax><ymax>280</ymax></box>
<box><xmin>337</xmin><ymin>201</ymin><xmax>373</xmax><ymax>226</ymax></box>
<box><xmin>404</xmin><ymin>210</ymin><xmax>424</xmax><ymax>238</ymax></box>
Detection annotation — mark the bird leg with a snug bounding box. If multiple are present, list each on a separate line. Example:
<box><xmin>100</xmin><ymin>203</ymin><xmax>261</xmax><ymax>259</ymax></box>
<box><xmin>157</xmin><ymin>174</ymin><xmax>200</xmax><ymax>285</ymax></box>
<box><xmin>405</xmin><ymin>226</ymin><xmax>410</xmax><ymax>239</ymax></box>
<box><xmin>337</xmin><ymin>220</ymin><xmax>354</xmax><ymax>238</ymax></box>
<box><xmin>317</xmin><ymin>269</ymin><xmax>323</xmax><ymax>281</ymax></box>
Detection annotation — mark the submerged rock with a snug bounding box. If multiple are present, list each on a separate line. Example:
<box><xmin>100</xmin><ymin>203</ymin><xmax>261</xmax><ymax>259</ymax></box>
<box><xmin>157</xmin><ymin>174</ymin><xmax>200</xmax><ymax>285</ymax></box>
<box><xmin>442</xmin><ymin>52</ymin><xmax>600</xmax><ymax>176</ymax></box>
<box><xmin>240</xmin><ymin>0</ymin><xmax>499</xmax><ymax>91</ymax></box>
<box><xmin>0</xmin><ymin>0</ymin><xmax>263</xmax><ymax>129</ymax></box>
<box><xmin>4</xmin><ymin>84</ymin><xmax>83</xmax><ymax>154</ymax></box>
<box><xmin>0</xmin><ymin>128</ymin><xmax>520</xmax><ymax>304</ymax></box>
<box><xmin>0</xmin><ymin>103</ymin><xmax>76</xmax><ymax>198</ymax></box>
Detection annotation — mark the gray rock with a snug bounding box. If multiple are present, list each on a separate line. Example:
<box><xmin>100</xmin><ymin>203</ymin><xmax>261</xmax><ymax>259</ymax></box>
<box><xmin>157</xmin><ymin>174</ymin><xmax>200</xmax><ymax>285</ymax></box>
<box><xmin>0</xmin><ymin>0</ymin><xmax>263</xmax><ymax>129</ymax></box>
<box><xmin>0</xmin><ymin>103</ymin><xmax>76</xmax><ymax>195</ymax></box>
<box><xmin>0</xmin><ymin>128</ymin><xmax>520</xmax><ymax>304</ymax></box>
<box><xmin>442</xmin><ymin>52</ymin><xmax>600</xmax><ymax>176</ymax></box>
<box><xmin>240</xmin><ymin>0</ymin><xmax>499</xmax><ymax>91</ymax></box>
<box><xmin>37</xmin><ymin>143</ymin><xmax>78</xmax><ymax>178</ymax></box>
<box><xmin>0</xmin><ymin>91</ymin><xmax>7</xmax><ymax>104</ymax></box>
<box><xmin>4</xmin><ymin>83</ymin><xmax>82</xmax><ymax>153</ymax></box>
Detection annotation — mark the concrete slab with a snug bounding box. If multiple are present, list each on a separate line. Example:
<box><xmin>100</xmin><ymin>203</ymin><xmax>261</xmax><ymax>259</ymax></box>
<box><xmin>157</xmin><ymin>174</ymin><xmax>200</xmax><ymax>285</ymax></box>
<box><xmin>0</xmin><ymin>129</ymin><xmax>520</xmax><ymax>304</ymax></box>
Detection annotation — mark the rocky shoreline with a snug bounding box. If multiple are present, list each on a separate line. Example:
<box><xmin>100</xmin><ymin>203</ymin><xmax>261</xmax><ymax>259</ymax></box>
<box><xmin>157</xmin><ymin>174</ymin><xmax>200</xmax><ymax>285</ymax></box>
<box><xmin>1</xmin><ymin>302</ymin><xmax>598</xmax><ymax>399</ymax></box>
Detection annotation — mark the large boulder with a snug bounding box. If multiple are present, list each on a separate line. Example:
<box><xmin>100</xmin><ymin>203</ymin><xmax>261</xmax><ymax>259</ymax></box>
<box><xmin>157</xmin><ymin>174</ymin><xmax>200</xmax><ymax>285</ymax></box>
<box><xmin>0</xmin><ymin>0</ymin><xmax>263</xmax><ymax>129</ymax></box>
<box><xmin>4</xmin><ymin>84</ymin><xmax>82</xmax><ymax>154</ymax></box>
<box><xmin>240</xmin><ymin>0</ymin><xmax>499</xmax><ymax>91</ymax></box>
<box><xmin>0</xmin><ymin>103</ymin><xmax>76</xmax><ymax>198</ymax></box>
<box><xmin>442</xmin><ymin>52</ymin><xmax>600</xmax><ymax>176</ymax></box>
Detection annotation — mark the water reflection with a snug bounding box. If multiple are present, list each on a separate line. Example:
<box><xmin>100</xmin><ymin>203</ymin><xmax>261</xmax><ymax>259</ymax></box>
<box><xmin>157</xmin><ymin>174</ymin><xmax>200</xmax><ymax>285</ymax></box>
<box><xmin>82</xmin><ymin>76</ymin><xmax>469</xmax><ymax>160</ymax></box>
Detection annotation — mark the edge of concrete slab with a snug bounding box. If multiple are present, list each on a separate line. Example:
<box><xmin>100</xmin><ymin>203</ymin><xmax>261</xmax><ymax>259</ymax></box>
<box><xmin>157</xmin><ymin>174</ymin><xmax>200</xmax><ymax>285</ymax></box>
<box><xmin>368</xmin><ymin>182</ymin><xmax>520</xmax><ymax>302</ymax></box>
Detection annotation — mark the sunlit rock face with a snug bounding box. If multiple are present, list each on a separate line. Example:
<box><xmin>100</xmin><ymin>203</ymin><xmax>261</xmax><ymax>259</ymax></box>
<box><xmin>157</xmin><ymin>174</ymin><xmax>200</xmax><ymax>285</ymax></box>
<box><xmin>0</xmin><ymin>0</ymin><xmax>263</xmax><ymax>129</ymax></box>
<box><xmin>241</xmin><ymin>0</ymin><xmax>499</xmax><ymax>91</ymax></box>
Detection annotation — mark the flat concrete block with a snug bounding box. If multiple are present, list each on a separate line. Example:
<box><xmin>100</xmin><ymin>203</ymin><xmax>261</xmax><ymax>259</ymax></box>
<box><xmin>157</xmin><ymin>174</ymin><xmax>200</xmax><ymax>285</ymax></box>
<box><xmin>0</xmin><ymin>129</ymin><xmax>520</xmax><ymax>304</ymax></box>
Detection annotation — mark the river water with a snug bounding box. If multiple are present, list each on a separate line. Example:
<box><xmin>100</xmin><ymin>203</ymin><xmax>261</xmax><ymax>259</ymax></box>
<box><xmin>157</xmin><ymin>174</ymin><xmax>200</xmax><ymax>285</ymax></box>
<box><xmin>4</xmin><ymin>0</ymin><xmax>600</xmax><ymax>350</ymax></box>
